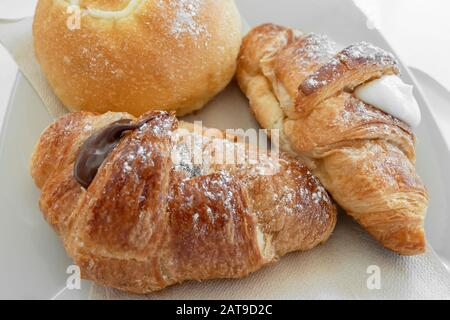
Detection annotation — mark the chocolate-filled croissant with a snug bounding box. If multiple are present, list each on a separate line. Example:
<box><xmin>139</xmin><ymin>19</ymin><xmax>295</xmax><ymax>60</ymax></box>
<box><xmin>30</xmin><ymin>111</ymin><xmax>336</xmax><ymax>293</ymax></box>
<box><xmin>237</xmin><ymin>24</ymin><xmax>428</xmax><ymax>255</ymax></box>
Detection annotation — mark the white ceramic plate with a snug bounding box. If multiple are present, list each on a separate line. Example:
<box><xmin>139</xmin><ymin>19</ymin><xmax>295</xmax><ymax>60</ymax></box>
<box><xmin>1</xmin><ymin>0</ymin><xmax>449</xmax><ymax>299</ymax></box>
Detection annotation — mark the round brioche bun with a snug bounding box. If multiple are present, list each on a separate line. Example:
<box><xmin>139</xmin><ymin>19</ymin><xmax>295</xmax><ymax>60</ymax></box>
<box><xmin>33</xmin><ymin>0</ymin><xmax>242</xmax><ymax>116</ymax></box>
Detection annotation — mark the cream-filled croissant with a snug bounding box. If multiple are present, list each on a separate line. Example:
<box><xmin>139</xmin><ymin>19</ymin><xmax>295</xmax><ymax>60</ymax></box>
<box><xmin>30</xmin><ymin>111</ymin><xmax>336</xmax><ymax>293</ymax></box>
<box><xmin>237</xmin><ymin>24</ymin><xmax>428</xmax><ymax>255</ymax></box>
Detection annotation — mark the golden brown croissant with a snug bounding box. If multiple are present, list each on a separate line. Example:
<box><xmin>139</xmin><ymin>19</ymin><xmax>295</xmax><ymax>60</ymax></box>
<box><xmin>30</xmin><ymin>111</ymin><xmax>336</xmax><ymax>293</ymax></box>
<box><xmin>237</xmin><ymin>24</ymin><xmax>428</xmax><ymax>256</ymax></box>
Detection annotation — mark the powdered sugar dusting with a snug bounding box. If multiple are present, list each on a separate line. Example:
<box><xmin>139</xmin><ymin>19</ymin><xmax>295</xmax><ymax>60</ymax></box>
<box><xmin>339</xmin><ymin>42</ymin><xmax>399</xmax><ymax>70</ymax></box>
<box><xmin>157</xmin><ymin>0</ymin><xmax>209</xmax><ymax>41</ymax></box>
<box><xmin>295</xmin><ymin>33</ymin><xmax>338</xmax><ymax>66</ymax></box>
<box><xmin>300</xmin><ymin>41</ymin><xmax>399</xmax><ymax>95</ymax></box>
<box><xmin>301</xmin><ymin>57</ymin><xmax>342</xmax><ymax>94</ymax></box>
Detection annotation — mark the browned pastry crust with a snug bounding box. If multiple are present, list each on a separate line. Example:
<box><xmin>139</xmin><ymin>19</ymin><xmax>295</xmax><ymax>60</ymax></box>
<box><xmin>30</xmin><ymin>111</ymin><xmax>337</xmax><ymax>293</ymax></box>
<box><xmin>237</xmin><ymin>24</ymin><xmax>429</xmax><ymax>256</ymax></box>
<box><xmin>33</xmin><ymin>0</ymin><xmax>242</xmax><ymax>116</ymax></box>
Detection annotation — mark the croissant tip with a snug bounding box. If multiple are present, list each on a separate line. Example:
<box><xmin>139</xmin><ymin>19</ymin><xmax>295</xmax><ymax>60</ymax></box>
<box><xmin>380</xmin><ymin>228</ymin><xmax>426</xmax><ymax>256</ymax></box>
<box><xmin>394</xmin><ymin>240</ymin><xmax>427</xmax><ymax>256</ymax></box>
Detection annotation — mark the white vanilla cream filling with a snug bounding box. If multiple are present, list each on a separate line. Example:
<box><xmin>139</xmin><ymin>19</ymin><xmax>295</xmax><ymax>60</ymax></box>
<box><xmin>354</xmin><ymin>75</ymin><xmax>421</xmax><ymax>128</ymax></box>
<box><xmin>67</xmin><ymin>0</ymin><xmax>143</xmax><ymax>19</ymax></box>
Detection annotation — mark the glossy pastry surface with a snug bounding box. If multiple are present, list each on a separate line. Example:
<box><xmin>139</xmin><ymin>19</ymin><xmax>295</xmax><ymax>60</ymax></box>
<box><xmin>30</xmin><ymin>111</ymin><xmax>337</xmax><ymax>293</ymax></box>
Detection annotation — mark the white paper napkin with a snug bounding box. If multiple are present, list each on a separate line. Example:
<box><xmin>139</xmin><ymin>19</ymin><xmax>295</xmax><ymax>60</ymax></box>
<box><xmin>1</xmin><ymin>15</ymin><xmax>450</xmax><ymax>300</ymax></box>
<box><xmin>90</xmin><ymin>215</ymin><xmax>450</xmax><ymax>300</ymax></box>
<box><xmin>0</xmin><ymin>17</ymin><xmax>68</xmax><ymax>119</ymax></box>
